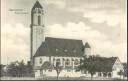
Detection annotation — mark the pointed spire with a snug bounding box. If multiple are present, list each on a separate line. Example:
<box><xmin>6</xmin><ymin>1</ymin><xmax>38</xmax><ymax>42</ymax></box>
<box><xmin>84</xmin><ymin>42</ymin><xmax>91</xmax><ymax>48</ymax></box>
<box><xmin>32</xmin><ymin>0</ymin><xmax>43</xmax><ymax>10</ymax></box>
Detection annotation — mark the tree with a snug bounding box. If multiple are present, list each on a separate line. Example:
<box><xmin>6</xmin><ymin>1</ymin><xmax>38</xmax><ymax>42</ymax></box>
<box><xmin>41</xmin><ymin>61</ymin><xmax>54</xmax><ymax>78</ymax></box>
<box><xmin>0</xmin><ymin>64</ymin><xmax>6</xmax><ymax>77</ymax></box>
<box><xmin>118</xmin><ymin>70</ymin><xmax>124</xmax><ymax>78</ymax></box>
<box><xmin>53</xmin><ymin>62</ymin><xmax>62</xmax><ymax>79</ymax></box>
<box><xmin>78</xmin><ymin>55</ymin><xmax>113</xmax><ymax>79</ymax></box>
<box><xmin>78</xmin><ymin>55</ymin><xmax>99</xmax><ymax>79</ymax></box>
<box><xmin>7</xmin><ymin>61</ymin><xmax>19</xmax><ymax>77</ymax></box>
<box><xmin>17</xmin><ymin>60</ymin><xmax>27</xmax><ymax>77</ymax></box>
<box><xmin>122</xmin><ymin>63</ymin><xmax>127</xmax><ymax>79</ymax></box>
<box><xmin>26</xmin><ymin>61</ymin><xmax>33</xmax><ymax>77</ymax></box>
<box><xmin>6</xmin><ymin>60</ymin><xmax>33</xmax><ymax>77</ymax></box>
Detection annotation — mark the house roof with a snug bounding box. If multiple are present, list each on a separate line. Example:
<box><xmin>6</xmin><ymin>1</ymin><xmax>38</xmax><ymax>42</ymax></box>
<box><xmin>32</xmin><ymin>1</ymin><xmax>43</xmax><ymax>10</ymax></box>
<box><xmin>95</xmin><ymin>57</ymin><xmax>118</xmax><ymax>72</ymax></box>
<box><xmin>34</xmin><ymin>37</ymin><xmax>84</xmax><ymax>57</ymax></box>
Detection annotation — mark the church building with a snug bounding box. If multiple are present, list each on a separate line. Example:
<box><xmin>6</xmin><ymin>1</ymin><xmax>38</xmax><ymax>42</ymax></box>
<box><xmin>30</xmin><ymin>1</ymin><xmax>124</xmax><ymax>78</ymax></box>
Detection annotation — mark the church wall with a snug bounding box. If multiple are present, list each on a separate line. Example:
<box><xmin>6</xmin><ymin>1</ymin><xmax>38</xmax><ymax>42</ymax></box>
<box><xmin>34</xmin><ymin>56</ymin><xmax>83</xmax><ymax>68</ymax></box>
<box><xmin>35</xmin><ymin>69</ymin><xmax>82</xmax><ymax>78</ymax></box>
<box><xmin>34</xmin><ymin>56</ymin><xmax>84</xmax><ymax>78</ymax></box>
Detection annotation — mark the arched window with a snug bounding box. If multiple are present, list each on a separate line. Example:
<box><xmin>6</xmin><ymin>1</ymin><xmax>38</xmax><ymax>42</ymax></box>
<box><xmin>108</xmin><ymin>73</ymin><xmax>111</xmax><ymax>77</ymax></box>
<box><xmin>65</xmin><ymin>59</ymin><xmax>70</xmax><ymax>66</ymax></box>
<box><xmin>56</xmin><ymin>59</ymin><xmax>61</xmax><ymax>65</ymax></box>
<box><xmin>98</xmin><ymin>73</ymin><xmax>102</xmax><ymax>77</ymax></box>
<box><xmin>103</xmin><ymin>73</ymin><xmax>107</xmax><ymax>77</ymax></box>
<box><xmin>39</xmin><ymin>58</ymin><xmax>42</xmax><ymax>64</ymax></box>
<box><xmin>74</xmin><ymin>59</ymin><xmax>79</xmax><ymax>65</ymax></box>
<box><xmin>38</xmin><ymin>15</ymin><xmax>41</xmax><ymax>25</ymax></box>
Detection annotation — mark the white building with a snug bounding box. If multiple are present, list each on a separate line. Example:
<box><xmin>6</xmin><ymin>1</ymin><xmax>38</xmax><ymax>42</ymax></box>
<box><xmin>30</xmin><ymin>1</ymin><xmax>124</xmax><ymax>79</ymax></box>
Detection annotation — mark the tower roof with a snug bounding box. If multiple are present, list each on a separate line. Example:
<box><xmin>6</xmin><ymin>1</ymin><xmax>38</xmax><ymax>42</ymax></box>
<box><xmin>84</xmin><ymin>42</ymin><xmax>91</xmax><ymax>48</ymax></box>
<box><xmin>32</xmin><ymin>0</ymin><xmax>43</xmax><ymax>10</ymax></box>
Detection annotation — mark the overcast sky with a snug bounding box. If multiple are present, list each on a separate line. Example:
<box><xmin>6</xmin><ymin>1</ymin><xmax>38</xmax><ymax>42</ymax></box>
<box><xmin>1</xmin><ymin>0</ymin><xmax>127</xmax><ymax>64</ymax></box>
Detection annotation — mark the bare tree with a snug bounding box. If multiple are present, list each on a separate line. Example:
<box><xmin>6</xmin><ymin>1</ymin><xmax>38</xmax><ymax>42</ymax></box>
<box><xmin>53</xmin><ymin>62</ymin><xmax>62</xmax><ymax>79</ymax></box>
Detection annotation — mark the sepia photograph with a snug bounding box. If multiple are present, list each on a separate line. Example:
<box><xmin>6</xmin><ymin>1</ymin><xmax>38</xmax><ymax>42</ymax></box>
<box><xmin>1</xmin><ymin>0</ymin><xmax>127</xmax><ymax>80</ymax></box>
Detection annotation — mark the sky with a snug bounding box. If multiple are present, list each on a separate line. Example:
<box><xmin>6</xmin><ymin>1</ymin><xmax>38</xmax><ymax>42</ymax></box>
<box><xmin>1</xmin><ymin>0</ymin><xmax>127</xmax><ymax>64</ymax></box>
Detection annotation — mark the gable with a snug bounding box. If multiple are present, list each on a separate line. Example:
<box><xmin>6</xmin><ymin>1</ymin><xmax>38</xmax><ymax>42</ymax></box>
<box><xmin>34</xmin><ymin>37</ymin><xmax>84</xmax><ymax>57</ymax></box>
<box><xmin>113</xmin><ymin>57</ymin><xmax>123</xmax><ymax>70</ymax></box>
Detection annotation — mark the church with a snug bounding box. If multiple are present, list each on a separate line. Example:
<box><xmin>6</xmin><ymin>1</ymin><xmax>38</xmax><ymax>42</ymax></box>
<box><xmin>30</xmin><ymin>1</ymin><xmax>124</xmax><ymax>78</ymax></box>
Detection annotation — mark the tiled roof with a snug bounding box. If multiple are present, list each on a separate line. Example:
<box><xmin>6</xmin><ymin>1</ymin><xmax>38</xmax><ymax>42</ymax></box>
<box><xmin>96</xmin><ymin>57</ymin><xmax>118</xmax><ymax>72</ymax></box>
<box><xmin>32</xmin><ymin>1</ymin><xmax>43</xmax><ymax>10</ymax></box>
<box><xmin>34</xmin><ymin>37</ymin><xmax>84</xmax><ymax>57</ymax></box>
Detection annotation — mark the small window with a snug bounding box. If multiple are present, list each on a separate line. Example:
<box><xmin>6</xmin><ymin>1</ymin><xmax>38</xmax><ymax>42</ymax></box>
<box><xmin>65</xmin><ymin>59</ymin><xmax>70</xmax><ymax>66</ymax></box>
<box><xmin>103</xmin><ymin>73</ymin><xmax>107</xmax><ymax>77</ymax></box>
<box><xmin>38</xmin><ymin>15</ymin><xmax>41</xmax><ymax>25</ymax></box>
<box><xmin>98</xmin><ymin>73</ymin><xmax>102</xmax><ymax>77</ymax></box>
<box><xmin>56</xmin><ymin>49</ymin><xmax>59</xmax><ymax>51</ymax></box>
<box><xmin>74</xmin><ymin>59</ymin><xmax>79</xmax><ymax>65</ymax></box>
<box><xmin>63</xmin><ymin>58</ymin><xmax>65</xmax><ymax>61</ymax></box>
<box><xmin>64</xmin><ymin>49</ymin><xmax>68</xmax><ymax>52</ymax></box>
<box><xmin>56</xmin><ymin>59</ymin><xmax>61</xmax><ymax>65</ymax></box>
<box><xmin>108</xmin><ymin>73</ymin><xmax>111</xmax><ymax>77</ymax></box>
<box><xmin>72</xmin><ymin>58</ymin><xmax>74</xmax><ymax>61</ymax></box>
<box><xmin>39</xmin><ymin>58</ymin><xmax>42</xmax><ymax>64</ymax></box>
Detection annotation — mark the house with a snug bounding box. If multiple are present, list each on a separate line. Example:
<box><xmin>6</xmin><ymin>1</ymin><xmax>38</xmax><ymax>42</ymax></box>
<box><xmin>91</xmin><ymin>57</ymin><xmax>124</xmax><ymax>78</ymax></box>
<box><xmin>30</xmin><ymin>1</ymin><xmax>124</xmax><ymax>78</ymax></box>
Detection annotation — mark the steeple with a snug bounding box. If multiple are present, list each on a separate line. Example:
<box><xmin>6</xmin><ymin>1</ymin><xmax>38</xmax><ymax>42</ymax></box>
<box><xmin>30</xmin><ymin>0</ymin><xmax>45</xmax><ymax>65</ymax></box>
<box><xmin>32</xmin><ymin>0</ymin><xmax>43</xmax><ymax>10</ymax></box>
<box><xmin>84</xmin><ymin>42</ymin><xmax>91</xmax><ymax>48</ymax></box>
<box><xmin>31</xmin><ymin>0</ymin><xmax>44</xmax><ymax>26</ymax></box>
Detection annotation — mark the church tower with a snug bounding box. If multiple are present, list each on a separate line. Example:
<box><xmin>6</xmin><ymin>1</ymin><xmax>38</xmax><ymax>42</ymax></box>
<box><xmin>30</xmin><ymin>1</ymin><xmax>45</xmax><ymax>63</ymax></box>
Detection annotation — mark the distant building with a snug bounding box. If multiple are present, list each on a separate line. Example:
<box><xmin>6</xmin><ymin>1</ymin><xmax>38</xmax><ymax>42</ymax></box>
<box><xmin>90</xmin><ymin>57</ymin><xmax>124</xmax><ymax>78</ymax></box>
<box><xmin>30</xmin><ymin>1</ymin><xmax>124</xmax><ymax>78</ymax></box>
